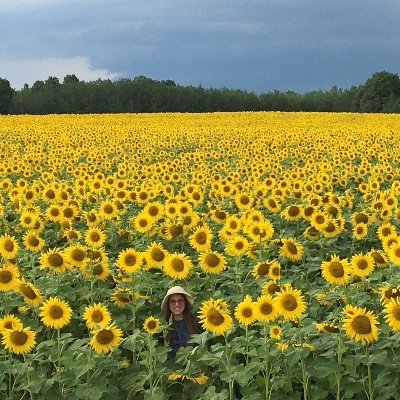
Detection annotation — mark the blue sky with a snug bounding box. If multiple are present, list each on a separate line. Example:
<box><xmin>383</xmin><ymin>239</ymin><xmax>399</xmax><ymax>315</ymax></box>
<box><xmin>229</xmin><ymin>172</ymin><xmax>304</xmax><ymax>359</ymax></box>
<box><xmin>0</xmin><ymin>0</ymin><xmax>399</xmax><ymax>92</ymax></box>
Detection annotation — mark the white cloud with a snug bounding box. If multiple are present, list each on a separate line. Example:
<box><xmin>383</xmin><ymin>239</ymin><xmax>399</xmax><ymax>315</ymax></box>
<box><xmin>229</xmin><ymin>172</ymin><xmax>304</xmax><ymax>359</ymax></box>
<box><xmin>0</xmin><ymin>56</ymin><xmax>119</xmax><ymax>89</ymax></box>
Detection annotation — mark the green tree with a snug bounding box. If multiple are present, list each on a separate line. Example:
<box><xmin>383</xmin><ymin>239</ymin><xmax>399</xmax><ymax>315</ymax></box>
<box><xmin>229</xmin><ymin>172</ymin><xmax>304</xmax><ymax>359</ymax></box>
<box><xmin>0</xmin><ymin>77</ymin><xmax>13</xmax><ymax>114</ymax></box>
<box><xmin>359</xmin><ymin>71</ymin><xmax>400</xmax><ymax>112</ymax></box>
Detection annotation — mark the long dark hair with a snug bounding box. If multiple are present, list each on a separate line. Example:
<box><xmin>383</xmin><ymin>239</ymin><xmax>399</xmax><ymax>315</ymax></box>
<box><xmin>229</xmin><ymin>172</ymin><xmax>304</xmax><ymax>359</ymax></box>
<box><xmin>164</xmin><ymin>296</ymin><xmax>199</xmax><ymax>344</ymax></box>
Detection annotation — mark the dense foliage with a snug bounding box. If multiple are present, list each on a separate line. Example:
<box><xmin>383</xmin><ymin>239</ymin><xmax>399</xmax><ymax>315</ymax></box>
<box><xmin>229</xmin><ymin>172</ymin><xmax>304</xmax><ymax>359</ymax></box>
<box><xmin>0</xmin><ymin>71</ymin><xmax>399</xmax><ymax>114</ymax></box>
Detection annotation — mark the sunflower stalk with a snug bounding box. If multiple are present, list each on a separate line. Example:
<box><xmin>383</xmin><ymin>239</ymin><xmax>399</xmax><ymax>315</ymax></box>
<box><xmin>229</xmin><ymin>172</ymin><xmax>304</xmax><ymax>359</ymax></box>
<box><xmin>262</xmin><ymin>323</ymin><xmax>271</xmax><ymax>400</ymax></box>
<box><xmin>224</xmin><ymin>333</ymin><xmax>234</xmax><ymax>400</ymax></box>
<box><xmin>365</xmin><ymin>345</ymin><xmax>373</xmax><ymax>400</ymax></box>
<box><xmin>335</xmin><ymin>332</ymin><xmax>343</xmax><ymax>400</ymax></box>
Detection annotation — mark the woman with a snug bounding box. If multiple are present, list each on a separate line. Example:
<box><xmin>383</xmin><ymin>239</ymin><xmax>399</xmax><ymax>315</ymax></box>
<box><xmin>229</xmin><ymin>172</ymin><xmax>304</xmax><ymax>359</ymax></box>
<box><xmin>161</xmin><ymin>286</ymin><xmax>202</xmax><ymax>357</ymax></box>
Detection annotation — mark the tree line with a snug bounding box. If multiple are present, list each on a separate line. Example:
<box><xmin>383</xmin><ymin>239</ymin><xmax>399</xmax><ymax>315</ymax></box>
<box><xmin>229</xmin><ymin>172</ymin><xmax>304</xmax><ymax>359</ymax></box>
<box><xmin>1</xmin><ymin>71</ymin><xmax>400</xmax><ymax>115</ymax></box>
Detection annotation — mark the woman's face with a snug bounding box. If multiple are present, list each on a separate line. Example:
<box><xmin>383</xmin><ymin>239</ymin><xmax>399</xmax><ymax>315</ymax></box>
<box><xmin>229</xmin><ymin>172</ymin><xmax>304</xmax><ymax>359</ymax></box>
<box><xmin>169</xmin><ymin>294</ymin><xmax>186</xmax><ymax>319</ymax></box>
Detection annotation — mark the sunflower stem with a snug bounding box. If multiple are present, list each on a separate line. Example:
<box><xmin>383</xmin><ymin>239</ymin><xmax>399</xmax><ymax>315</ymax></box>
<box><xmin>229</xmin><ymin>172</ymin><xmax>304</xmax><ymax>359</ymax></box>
<box><xmin>146</xmin><ymin>334</ymin><xmax>154</xmax><ymax>393</ymax></box>
<box><xmin>365</xmin><ymin>345</ymin><xmax>373</xmax><ymax>400</ymax></box>
<box><xmin>263</xmin><ymin>323</ymin><xmax>271</xmax><ymax>400</ymax></box>
<box><xmin>335</xmin><ymin>332</ymin><xmax>343</xmax><ymax>400</ymax></box>
<box><xmin>245</xmin><ymin>325</ymin><xmax>249</xmax><ymax>365</ymax></box>
<box><xmin>224</xmin><ymin>333</ymin><xmax>234</xmax><ymax>400</ymax></box>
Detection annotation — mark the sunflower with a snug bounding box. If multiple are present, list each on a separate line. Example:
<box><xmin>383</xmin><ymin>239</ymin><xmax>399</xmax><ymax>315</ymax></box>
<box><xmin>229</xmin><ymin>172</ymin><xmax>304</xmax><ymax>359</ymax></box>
<box><xmin>198</xmin><ymin>251</ymin><xmax>227</xmax><ymax>274</ymax></box>
<box><xmin>342</xmin><ymin>306</ymin><xmax>379</xmax><ymax>343</ymax></box>
<box><xmin>315</xmin><ymin>322</ymin><xmax>340</xmax><ymax>333</ymax></box>
<box><xmin>0</xmin><ymin>262</ymin><xmax>20</xmax><ymax>291</ymax></box>
<box><xmin>85</xmin><ymin>226</ymin><xmax>106</xmax><ymax>248</ymax></box>
<box><xmin>0</xmin><ymin>314</ymin><xmax>23</xmax><ymax>332</ymax></box>
<box><xmin>64</xmin><ymin>244</ymin><xmax>88</xmax><ymax>269</ymax></box>
<box><xmin>225</xmin><ymin>235</ymin><xmax>250</xmax><ymax>257</ymax></box>
<box><xmin>244</xmin><ymin>220</ymin><xmax>274</xmax><ymax>242</ymax></box>
<box><xmin>1</xmin><ymin>326</ymin><xmax>36</xmax><ymax>354</ymax></box>
<box><xmin>388</xmin><ymin>242</ymin><xmax>400</xmax><ymax>265</ymax></box>
<box><xmin>278</xmin><ymin>238</ymin><xmax>304</xmax><ymax>261</ymax></box>
<box><xmin>263</xmin><ymin>196</ymin><xmax>282</xmax><ymax>213</ymax></box>
<box><xmin>269</xmin><ymin>325</ymin><xmax>282</xmax><ymax>340</ymax></box>
<box><xmin>19</xmin><ymin>211</ymin><xmax>38</xmax><ymax>229</ymax></box>
<box><xmin>198</xmin><ymin>298</ymin><xmax>232</xmax><ymax>335</ymax></box>
<box><xmin>281</xmin><ymin>204</ymin><xmax>304</xmax><ymax>221</ymax></box>
<box><xmin>132</xmin><ymin>213</ymin><xmax>154</xmax><ymax>234</ymax></box>
<box><xmin>234</xmin><ymin>295</ymin><xmax>257</xmax><ymax>325</ymax></box>
<box><xmin>16</xmin><ymin>280</ymin><xmax>42</xmax><ymax>306</ymax></box>
<box><xmin>310</xmin><ymin>212</ymin><xmax>330</xmax><ymax>231</ymax></box>
<box><xmin>143</xmin><ymin>316</ymin><xmax>160</xmax><ymax>334</ymax></box>
<box><xmin>176</xmin><ymin>201</ymin><xmax>193</xmax><ymax>218</ymax></box>
<box><xmin>40</xmin><ymin>248</ymin><xmax>70</xmax><ymax>274</ymax></box>
<box><xmin>262</xmin><ymin>281</ymin><xmax>281</xmax><ymax>296</ymax></box>
<box><xmin>321</xmin><ymin>220</ymin><xmax>340</xmax><ymax>238</ymax></box>
<box><xmin>377</xmin><ymin>223</ymin><xmax>397</xmax><ymax>241</ymax></box>
<box><xmin>0</xmin><ymin>235</ymin><xmax>19</xmax><ymax>259</ymax></box>
<box><xmin>143</xmin><ymin>201</ymin><xmax>164</xmax><ymax>221</ymax></box>
<box><xmin>234</xmin><ymin>192</ymin><xmax>254</xmax><ymax>210</ymax></box>
<box><xmin>90</xmin><ymin>323</ymin><xmax>123</xmax><ymax>353</ymax></box>
<box><xmin>46</xmin><ymin>204</ymin><xmax>63</xmax><ymax>222</ymax></box>
<box><xmin>351</xmin><ymin>253</ymin><xmax>375</xmax><ymax>278</ymax></box>
<box><xmin>383</xmin><ymin>299</ymin><xmax>400</xmax><ymax>332</ymax></box>
<box><xmin>23</xmin><ymin>230</ymin><xmax>45</xmax><ymax>252</ymax></box>
<box><xmin>116</xmin><ymin>248</ymin><xmax>141</xmax><ymax>273</ymax></box>
<box><xmin>321</xmin><ymin>254</ymin><xmax>351</xmax><ymax>285</ymax></box>
<box><xmin>275</xmin><ymin>284</ymin><xmax>306</xmax><ymax>321</ymax></box>
<box><xmin>255</xmin><ymin>294</ymin><xmax>278</xmax><ymax>323</ymax></box>
<box><xmin>90</xmin><ymin>260</ymin><xmax>110</xmax><ymax>281</ymax></box>
<box><xmin>353</xmin><ymin>223</ymin><xmax>368</xmax><ymax>240</ymax></box>
<box><xmin>369</xmin><ymin>249</ymin><xmax>389</xmax><ymax>268</ymax></box>
<box><xmin>143</xmin><ymin>242</ymin><xmax>168</xmax><ymax>269</ymax></box>
<box><xmin>40</xmin><ymin>297</ymin><xmax>72</xmax><ymax>329</ymax></box>
<box><xmin>84</xmin><ymin>210</ymin><xmax>101</xmax><ymax>226</ymax></box>
<box><xmin>252</xmin><ymin>259</ymin><xmax>279</xmax><ymax>279</ymax></box>
<box><xmin>168</xmin><ymin>372</ymin><xmax>208</xmax><ymax>385</ymax></box>
<box><xmin>110</xmin><ymin>287</ymin><xmax>135</xmax><ymax>307</ymax></box>
<box><xmin>83</xmin><ymin>303</ymin><xmax>112</xmax><ymax>330</ymax></box>
<box><xmin>382</xmin><ymin>234</ymin><xmax>400</xmax><ymax>254</ymax></box>
<box><xmin>303</xmin><ymin>226</ymin><xmax>320</xmax><ymax>241</ymax></box>
<box><xmin>97</xmin><ymin>200</ymin><xmax>118</xmax><ymax>220</ymax></box>
<box><xmin>189</xmin><ymin>225</ymin><xmax>212</xmax><ymax>252</ymax></box>
<box><xmin>163</xmin><ymin>253</ymin><xmax>192</xmax><ymax>280</ymax></box>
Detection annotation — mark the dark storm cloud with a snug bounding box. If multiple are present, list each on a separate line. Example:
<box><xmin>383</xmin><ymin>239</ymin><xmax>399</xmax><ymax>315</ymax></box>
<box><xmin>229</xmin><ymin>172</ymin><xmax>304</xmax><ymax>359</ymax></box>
<box><xmin>0</xmin><ymin>0</ymin><xmax>399</xmax><ymax>91</ymax></box>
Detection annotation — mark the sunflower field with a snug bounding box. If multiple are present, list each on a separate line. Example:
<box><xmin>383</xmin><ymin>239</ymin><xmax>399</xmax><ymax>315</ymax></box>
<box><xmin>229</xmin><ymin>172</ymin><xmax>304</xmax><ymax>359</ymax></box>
<box><xmin>1</xmin><ymin>112</ymin><xmax>400</xmax><ymax>399</ymax></box>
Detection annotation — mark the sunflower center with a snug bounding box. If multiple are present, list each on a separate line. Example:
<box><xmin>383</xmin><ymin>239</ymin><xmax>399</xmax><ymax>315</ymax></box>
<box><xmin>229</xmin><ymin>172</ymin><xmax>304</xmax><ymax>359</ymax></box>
<box><xmin>103</xmin><ymin>205</ymin><xmax>114</xmax><ymax>214</ymax></box>
<box><xmin>4</xmin><ymin>321</ymin><xmax>14</xmax><ymax>329</ymax></box>
<box><xmin>171</xmin><ymin>259</ymin><xmax>184</xmax><ymax>272</ymax></box>
<box><xmin>4</xmin><ymin>240</ymin><xmax>14</xmax><ymax>252</ymax></box>
<box><xmin>139</xmin><ymin>219</ymin><xmax>148</xmax><ymax>228</ymax></box>
<box><xmin>124</xmin><ymin>254</ymin><xmax>137</xmax><ymax>266</ymax></box>
<box><xmin>195</xmin><ymin>232</ymin><xmax>207</xmax><ymax>245</ymax></box>
<box><xmin>151</xmin><ymin>248</ymin><xmax>165</xmax><ymax>262</ymax></box>
<box><xmin>147</xmin><ymin>320</ymin><xmax>157</xmax><ymax>330</ymax></box>
<box><xmin>324</xmin><ymin>325</ymin><xmax>340</xmax><ymax>333</ymax></box>
<box><xmin>205</xmin><ymin>254</ymin><xmax>220</xmax><ymax>268</ymax></box>
<box><xmin>90</xmin><ymin>232</ymin><xmax>101</xmax><ymax>242</ymax></box>
<box><xmin>234</xmin><ymin>241</ymin><xmax>244</xmax><ymax>250</ymax></box>
<box><xmin>267</xmin><ymin>283</ymin><xmax>280</xmax><ymax>294</ymax></box>
<box><xmin>49</xmin><ymin>305</ymin><xmax>63</xmax><ymax>319</ymax></box>
<box><xmin>351</xmin><ymin>315</ymin><xmax>372</xmax><ymax>334</ymax></box>
<box><xmin>229</xmin><ymin>221</ymin><xmax>238</xmax><ymax>230</ymax></box>
<box><xmin>257</xmin><ymin>263</ymin><xmax>270</xmax><ymax>276</ymax></box>
<box><xmin>170</xmin><ymin>225</ymin><xmax>183</xmax><ymax>237</ymax></box>
<box><xmin>356</xmin><ymin>259</ymin><xmax>368</xmax><ymax>270</ymax></box>
<box><xmin>10</xmin><ymin>330</ymin><xmax>28</xmax><ymax>346</ymax></box>
<box><xmin>315</xmin><ymin>215</ymin><xmax>325</xmax><ymax>224</ymax></box>
<box><xmin>268</xmin><ymin>199</ymin><xmax>277</xmax><ymax>208</ymax></box>
<box><xmin>329</xmin><ymin>261</ymin><xmax>344</xmax><ymax>278</ymax></box>
<box><xmin>71</xmin><ymin>249</ymin><xmax>85</xmax><ymax>262</ymax></box>
<box><xmin>93</xmin><ymin>264</ymin><xmax>104</xmax><ymax>276</ymax></box>
<box><xmin>325</xmin><ymin>223</ymin><xmax>336</xmax><ymax>233</ymax></box>
<box><xmin>45</xmin><ymin>189</ymin><xmax>55</xmax><ymax>199</ymax></box>
<box><xmin>242</xmin><ymin>307</ymin><xmax>253</xmax><ymax>318</ymax></box>
<box><xmin>64</xmin><ymin>208</ymin><xmax>74</xmax><ymax>218</ymax></box>
<box><xmin>48</xmin><ymin>254</ymin><xmax>63</xmax><ymax>268</ymax></box>
<box><xmin>271</xmin><ymin>266</ymin><xmax>280</xmax><ymax>277</ymax></box>
<box><xmin>148</xmin><ymin>206</ymin><xmax>159</xmax><ymax>216</ymax></box>
<box><xmin>0</xmin><ymin>270</ymin><xmax>12</xmax><ymax>283</ymax></box>
<box><xmin>207</xmin><ymin>308</ymin><xmax>224</xmax><ymax>326</ymax></box>
<box><xmin>240</xmin><ymin>195</ymin><xmax>250</xmax><ymax>205</ymax></box>
<box><xmin>393</xmin><ymin>305</ymin><xmax>400</xmax><ymax>321</ymax></box>
<box><xmin>286</xmin><ymin>242</ymin><xmax>298</xmax><ymax>255</ymax></box>
<box><xmin>50</xmin><ymin>208</ymin><xmax>59</xmax><ymax>217</ymax></box>
<box><xmin>96</xmin><ymin>329</ymin><xmax>114</xmax><ymax>345</ymax></box>
<box><xmin>372</xmin><ymin>253</ymin><xmax>385</xmax><ymax>264</ymax></box>
<box><xmin>394</xmin><ymin>248</ymin><xmax>400</xmax><ymax>258</ymax></box>
<box><xmin>215</xmin><ymin>210</ymin><xmax>226</xmax><ymax>220</ymax></box>
<box><xmin>20</xmin><ymin>284</ymin><xmax>37</xmax><ymax>299</ymax></box>
<box><xmin>282</xmin><ymin>294</ymin><xmax>297</xmax><ymax>311</ymax></box>
<box><xmin>92</xmin><ymin>310</ymin><xmax>104</xmax><ymax>323</ymax></box>
<box><xmin>382</xmin><ymin>227</ymin><xmax>391</xmax><ymax>236</ymax></box>
<box><xmin>87</xmin><ymin>213</ymin><xmax>97</xmax><ymax>222</ymax></box>
<box><xmin>28</xmin><ymin>236</ymin><xmax>39</xmax><ymax>246</ymax></box>
<box><xmin>288</xmin><ymin>206</ymin><xmax>300</xmax><ymax>217</ymax></box>
<box><xmin>260</xmin><ymin>303</ymin><xmax>273</xmax><ymax>315</ymax></box>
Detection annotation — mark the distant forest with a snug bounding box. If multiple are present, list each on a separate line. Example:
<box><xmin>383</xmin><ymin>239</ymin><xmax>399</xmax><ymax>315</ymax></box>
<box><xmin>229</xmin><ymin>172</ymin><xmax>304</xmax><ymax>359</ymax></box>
<box><xmin>1</xmin><ymin>71</ymin><xmax>400</xmax><ymax>114</ymax></box>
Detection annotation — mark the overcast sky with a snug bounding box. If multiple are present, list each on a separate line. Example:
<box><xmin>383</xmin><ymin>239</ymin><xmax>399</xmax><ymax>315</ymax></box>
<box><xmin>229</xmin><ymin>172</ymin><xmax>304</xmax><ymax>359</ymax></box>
<box><xmin>0</xmin><ymin>0</ymin><xmax>399</xmax><ymax>93</ymax></box>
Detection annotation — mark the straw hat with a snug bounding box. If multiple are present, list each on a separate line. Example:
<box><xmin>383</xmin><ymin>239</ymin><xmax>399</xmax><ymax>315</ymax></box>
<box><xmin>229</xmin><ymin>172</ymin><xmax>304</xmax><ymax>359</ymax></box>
<box><xmin>161</xmin><ymin>286</ymin><xmax>194</xmax><ymax>313</ymax></box>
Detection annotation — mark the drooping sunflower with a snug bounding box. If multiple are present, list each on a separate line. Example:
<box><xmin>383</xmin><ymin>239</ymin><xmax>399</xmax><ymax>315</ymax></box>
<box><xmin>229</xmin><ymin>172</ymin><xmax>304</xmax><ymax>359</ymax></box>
<box><xmin>234</xmin><ymin>295</ymin><xmax>257</xmax><ymax>325</ymax></box>
<box><xmin>263</xmin><ymin>196</ymin><xmax>282</xmax><ymax>213</ymax></box>
<box><xmin>342</xmin><ymin>306</ymin><xmax>379</xmax><ymax>343</ymax></box>
<box><xmin>1</xmin><ymin>326</ymin><xmax>36</xmax><ymax>354</ymax></box>
<box><xmin>0</xmin><ymin>235</ymin><xmax>19</xmax><ymax>259</ymax></box>
<box><xmin>143</xmin><ymin>242</ymin><xmax>168</xmax><ymax>269</ymax></box>
<box><xmin>198</xmin><ymin>251</ymin><xmax>227</xmax><ymax>274</ymax></box>
<box><xmin>369</xmin><ymin>249</ymin><xmax>389</xmax><ymax>268</ymax></box>
<box><xmin>0</xmin><ymin>262</ymin><xmax>20</xmax><ymax>291</ymax></box>
<box><xmin>40</xmin><ymin>297</ymin><xmax>73</xmax><ymax>329</ymax></box>
<box><xmin>0</xmin><ymin>314</ymin><xmax>23</xmax><ymax>332</ymax></box>
<box><xmin>90</xmin><ymin>323</ymin><xmax>123</xmax><ymax>353</ymax></box>
<box><xmin>85</xmin><ymin>226</ymin><xmax>106</xmax><ymax>249</ymax></box>
<box><xmin>278</xmin><ymin>238</ymin><xmax>304</xmax><ymax>261</ymax></box>
<box><xmin>198</xmin><ymin>298</ymin><xmax>232</xmax><ymax>335</ymax></box>
<box><xmin>262</xmin><ymin>281</ymin><xmax>281</xmax><ymax>296</ymax></box>
<box><xmin>23</xmin><ymin>230</ymin><xmax>45</xmax><ymax>252</ymax></box>
<box><xmin>252</xmin><ymin>259</ymin><xmax>279</xmax><ymax>279</ymax></box>
<box><xmin>350</xmin><ymin>253</ymin><xmax>375</xmax><ymax>278</ymax></box>
<box><xmin>189</xmin><ymin>225</ymin><xmax>213</xmax><ymax>252</ymax></box>
<box><xmin>321</xmin><ymin>254</ymin><xmax>351</xmax><ymax>285</ymax></box>
<box><xmin>255</xmin><ymin>294</ymin><xmax>278</xmax><ymax>323</ymax></box>
<box><xmin>83</xmin><ymin>303</ymin><xmax>112</xmax><ymax>330</ymax></box>
<box><xmin>274</xmin><ymin>284</ymin><xmax>306</xmax><ymax>321</ymax></box>
<box><xmin>383</xmin><ymin>298</ymin><xmax>400</xmax><ymax>332</ymax></box>
<box><xmin>16</xmin><ymin>279</ymin><xmax>42</xmax><ymax>306</ymax></box>
<box><xmin>315</xmin><ymin>322</ymin><xmax>340</xmax><ymax>333</ymax></box>
<box><xmin>303</xmin><ymin>226</ymin><xmax>320</xmax><ymax>241</ymax></box>
<box><xmin>143</xmin><ymin>316</ymin><xmax>160</xmax><ymax>334</ymax></box>
<box><xmin>116</xmin><ymin>248</ymin><xmax>141</xmax><ymax>274</ymax></box>
<box><xmin>163</xmin><ymin>253</ymin><xmax>192</xmax><ymax>280</ymax></box>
